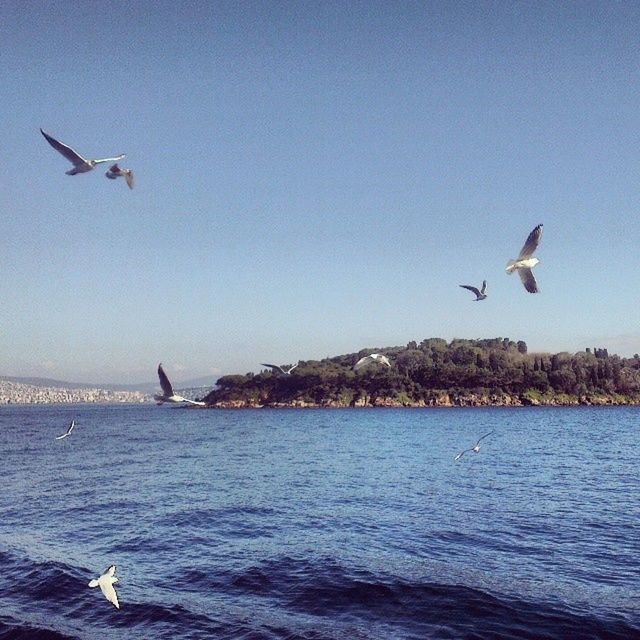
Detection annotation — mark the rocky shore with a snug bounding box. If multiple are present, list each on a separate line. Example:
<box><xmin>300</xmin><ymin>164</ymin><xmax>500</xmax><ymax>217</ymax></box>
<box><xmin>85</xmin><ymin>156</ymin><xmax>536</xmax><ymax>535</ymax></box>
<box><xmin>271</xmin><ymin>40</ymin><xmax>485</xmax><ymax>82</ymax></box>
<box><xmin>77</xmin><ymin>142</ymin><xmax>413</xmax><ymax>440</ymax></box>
<box><xmin>206</xmin><ymin>391</ymin><xmax>640</xmax><ymax>409</ymax></box>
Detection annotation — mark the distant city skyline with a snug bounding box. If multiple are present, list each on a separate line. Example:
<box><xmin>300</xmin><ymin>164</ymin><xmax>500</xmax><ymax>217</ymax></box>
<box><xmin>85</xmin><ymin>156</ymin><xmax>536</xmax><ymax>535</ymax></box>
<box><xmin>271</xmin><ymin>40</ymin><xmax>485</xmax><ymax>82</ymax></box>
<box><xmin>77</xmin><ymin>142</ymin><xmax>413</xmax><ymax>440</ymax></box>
<box><xmin>2</xmin><ymin>1</ymin><xmax>639</xmax><ymax>384</ymax></box>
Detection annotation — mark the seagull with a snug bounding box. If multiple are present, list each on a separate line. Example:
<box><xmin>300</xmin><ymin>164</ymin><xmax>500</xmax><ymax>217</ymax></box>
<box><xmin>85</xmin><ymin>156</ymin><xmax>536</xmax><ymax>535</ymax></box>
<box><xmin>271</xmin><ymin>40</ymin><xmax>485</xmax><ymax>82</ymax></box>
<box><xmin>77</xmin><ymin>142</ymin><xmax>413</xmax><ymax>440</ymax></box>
<box><xmin>88</xmin><ymin>565</ymin><xmax>120</xmax><ymax>609</ymax></box>
<box><xmin>506</xmin><ymin>224</ymin><xmax>543</xmax><ymax>293</ymax></box>
<box><xmin>354</xmin><ymin>353</ymin><xmax>392</xmax><ymax>371</ymax></box>
<box><xmin>454</xmin><ymin>431</ymin><xmax>494</xmax><ymax>461</ymax></box>
<box><xmin>261</xmin><ymin>362</ymin><xmax>298</xmax><ymax>375</ymax></box>
<box><xmin>154</xmin><ymin>363</ymin><xmax>206</xmax><ymax>406</ymax></box>
<box><xmin>459</xmin><ymin>280</ymin><xmax>487</xmax><ymax>301</ymax></box>
<box><xmin>105</xmin><ymin>163</ymin><xmax>134</xmax><ymax>189</ymax></box>
<box><xmin>40</xmin><ymin>128</ymin><xmax>125</xmax><ymax>176</ymax></box>
<box><xmin>55</xmin><ymin>419</ymin><xmax>76</xmax><ymax>440</ymax></box>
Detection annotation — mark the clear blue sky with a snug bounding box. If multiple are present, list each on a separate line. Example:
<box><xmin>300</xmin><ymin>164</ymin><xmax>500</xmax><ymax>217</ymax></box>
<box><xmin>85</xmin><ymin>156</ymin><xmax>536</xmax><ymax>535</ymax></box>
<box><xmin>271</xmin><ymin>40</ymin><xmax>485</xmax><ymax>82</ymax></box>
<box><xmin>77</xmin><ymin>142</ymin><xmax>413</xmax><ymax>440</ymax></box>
<box><xmin>1</xmin><ymin>1</ymin><xmax>639</xmax><ymax>384</ymax></box>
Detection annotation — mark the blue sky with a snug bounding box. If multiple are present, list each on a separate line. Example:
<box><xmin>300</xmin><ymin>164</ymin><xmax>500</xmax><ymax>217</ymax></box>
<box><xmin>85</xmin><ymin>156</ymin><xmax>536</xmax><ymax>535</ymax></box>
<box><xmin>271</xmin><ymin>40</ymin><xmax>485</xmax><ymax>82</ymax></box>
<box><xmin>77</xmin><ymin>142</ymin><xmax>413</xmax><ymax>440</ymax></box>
<box><xmin>1</xmin><ymin>1</ymin><xmax>639</xmax><ymax>384</ymax></box>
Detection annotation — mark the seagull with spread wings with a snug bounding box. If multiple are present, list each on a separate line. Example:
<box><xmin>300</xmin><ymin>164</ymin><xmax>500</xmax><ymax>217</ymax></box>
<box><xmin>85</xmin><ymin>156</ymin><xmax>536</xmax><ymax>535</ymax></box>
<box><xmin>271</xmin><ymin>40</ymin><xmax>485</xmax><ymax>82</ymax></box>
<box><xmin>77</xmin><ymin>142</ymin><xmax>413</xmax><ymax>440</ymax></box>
<box><xmin>261</xmin><ymin>362</ymin><xmax>299</xmax><ymax>375</ymax></box>
<box><xmin>459</xmin><ymin>280</ymin><xmax>487</xmax><ymax>301</ymax></box>
<box><xmin>40</xmin><ymin>128</ymin><xmax>125</xmax><ymax>176</ymax></box>
<box><xmin>354</xmin><ymin>353</ymin><xmax>392</xmax><ymax>371</ymax></box>
<box><xmin>88</xmin><ymin>565</ymin><xmax>120</xmax><ymax>609</ymax></box>
<box><xmin>454</xmin><ymin>431</ymin><xmax>494</xmax><ymax>461</ymax></box>
<box><xmin>506</xmin><ymin>224</ymin><xmax>543</xmax><ymax>293</ymax></box>
<box><xmin>154</xmin><ymin>363</ymin><xmax>205</xmax><ymax>406</ymax></box>
<box><xmin>55</xmin><ymin>419</ymin><xmax>76</xmax><ymax>440</ymax></box>
<box><xmin>105</xmin><ymin>163</ymin><xmax>134</xmax><ymax>189</ymax></box>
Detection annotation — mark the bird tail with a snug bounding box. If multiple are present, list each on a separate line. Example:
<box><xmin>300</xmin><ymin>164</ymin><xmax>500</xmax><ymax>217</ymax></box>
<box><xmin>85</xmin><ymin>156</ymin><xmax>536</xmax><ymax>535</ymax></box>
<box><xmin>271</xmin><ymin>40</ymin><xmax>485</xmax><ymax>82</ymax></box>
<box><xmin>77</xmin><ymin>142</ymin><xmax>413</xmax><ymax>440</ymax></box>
<box><xmin>505</xmin><ymin>259</ymin><xmax>517</xmax><ymax>274</ymax></box>
<box><xmin>88</xmin><ymin>579</ymin><xmax>99</xmax><ymax>588</ymax></box>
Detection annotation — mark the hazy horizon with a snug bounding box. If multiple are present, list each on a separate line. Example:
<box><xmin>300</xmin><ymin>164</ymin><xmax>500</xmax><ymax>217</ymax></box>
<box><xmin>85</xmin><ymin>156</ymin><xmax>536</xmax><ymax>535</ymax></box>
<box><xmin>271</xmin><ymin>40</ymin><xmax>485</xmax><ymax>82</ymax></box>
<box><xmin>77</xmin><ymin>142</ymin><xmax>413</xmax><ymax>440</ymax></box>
<box><xmin>2</xmin><ymin>1</ymin><xmax>640</xmax><ymax>384</ymax></box>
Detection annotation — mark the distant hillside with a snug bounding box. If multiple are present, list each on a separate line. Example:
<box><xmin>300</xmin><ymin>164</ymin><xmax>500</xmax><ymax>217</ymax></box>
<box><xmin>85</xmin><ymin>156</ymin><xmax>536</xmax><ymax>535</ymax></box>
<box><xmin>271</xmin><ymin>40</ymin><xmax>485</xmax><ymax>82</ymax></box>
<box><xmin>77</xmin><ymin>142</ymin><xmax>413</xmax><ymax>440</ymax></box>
<box><xmin>0</xmin><ymin>374</ymin><xmax>217</xmax><ymax>394</ymax></box>
<box><xmin>203</xmin><ymin>338</ymin><xmax>640</xmax><ymax>408</ymax></box>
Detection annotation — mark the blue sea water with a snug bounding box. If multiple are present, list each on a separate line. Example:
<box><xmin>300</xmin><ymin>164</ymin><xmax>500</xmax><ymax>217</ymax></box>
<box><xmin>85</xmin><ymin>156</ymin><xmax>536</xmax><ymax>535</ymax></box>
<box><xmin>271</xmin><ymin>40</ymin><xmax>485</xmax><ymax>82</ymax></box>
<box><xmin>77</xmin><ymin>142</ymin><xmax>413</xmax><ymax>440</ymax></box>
<box><xmin>0</xmin><ymin>404</ymin><xmax>638</xmax><ymax>639</ymax></box>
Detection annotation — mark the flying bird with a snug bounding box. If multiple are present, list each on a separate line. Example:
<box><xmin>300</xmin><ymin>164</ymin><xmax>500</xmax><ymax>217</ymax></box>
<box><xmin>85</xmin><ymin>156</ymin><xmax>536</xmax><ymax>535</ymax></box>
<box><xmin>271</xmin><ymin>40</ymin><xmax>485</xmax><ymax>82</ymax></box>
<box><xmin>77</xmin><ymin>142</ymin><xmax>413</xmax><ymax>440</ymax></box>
<box><xmin>88</xmin><ymin>565</ymin><xmax>120</xmax><ymax>609</ymax></box>
<box><xmin>454</xmin><ymin>431</ymin><xmax>494</xmax><ymax>461</ymax></box>
<box><xmin>154</xmin><ymin>363</ymin><xmax>206</xmax><ymax>406</ymax></box>
<box><xmin>459</xmin><ymin>280</ymin><xmax>487</xmax><ymax>301</ymax></box>
<box><xmin>506</xmin><ymin>224</ymin><xmax>543</xmax><ymax>293</ymax></box>
<box><xmin>105</xmin><ymin>163</ymin><xmax>134</xmax><ymax>189</ymax></box>
<box><xmin>261</xmin><ymin>362</ymin><xmax>299</xmax><ymax>375</ymax></box>
<box><xmin>354</xmin><ymin>353</ymin><xmax>392</xmax><ymax>371</ymax></box>
<box><xmin>55</xmin><ymin>420</ymin><xmax>76</xmax><ymax>440</ymax></box>
<box><xmin>40</xmin><ymin>128</ymin><xmax>125</xmax><ymax>176</ymax></box>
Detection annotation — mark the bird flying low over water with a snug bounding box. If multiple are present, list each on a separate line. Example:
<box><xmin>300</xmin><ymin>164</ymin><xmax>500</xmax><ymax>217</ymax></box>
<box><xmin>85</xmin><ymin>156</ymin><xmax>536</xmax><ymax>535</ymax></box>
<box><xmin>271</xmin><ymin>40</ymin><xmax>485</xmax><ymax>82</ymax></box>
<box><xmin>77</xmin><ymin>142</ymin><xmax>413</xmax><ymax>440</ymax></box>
<box><xmin>261</xmin><ymin>362</ymin><xmax>299</xmax><ymax>375</ymax></box>
<box><xmin>154</xmin><ymin>363</ymin><xmax>206</xmax><ymax>406</ymax></box>
<box><xmin>88</xmin><ymin>565</ymin><xmax>120</xmax><ymax>609</ymax></box>
<box><xmin>55</xmin><ymin>420</ymin><xmax>76</xmax><ymax>440</ymax></box>
<box><xmin>460</xmin><ymin>280</ymin><xmax>487</xmax><ymax>301</ymax></box>
<box><xmin>506</xmin><ymin>224</ymin><xmax>543</xmax><ymax>293</ymax></box>
<box><xmin>454</xmin><ymin>431</ymin><xmax>494</xmax><ymax>461</ymax></box>
<box><xmin>105</xmin><ymin>163</ymin><xmax>134</xmax><ymax>189</ymax></box>
<box><xmin>40</xmin><ymin>128</ymin><xmax>125</xmax><ymax>176</ymax></box>
<box><xmin>354</xmin><ymin>353</ymin><xmax>392</xmax><ymax>371</ymax></box>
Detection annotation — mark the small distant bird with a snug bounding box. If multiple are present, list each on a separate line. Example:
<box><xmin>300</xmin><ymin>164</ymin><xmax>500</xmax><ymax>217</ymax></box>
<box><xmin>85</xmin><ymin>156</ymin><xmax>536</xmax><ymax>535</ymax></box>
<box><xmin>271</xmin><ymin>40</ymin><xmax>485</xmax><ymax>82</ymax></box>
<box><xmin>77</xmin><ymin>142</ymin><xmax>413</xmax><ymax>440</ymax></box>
<box><xmin>88</xmin><ymin>565</ymin><xmax>120</xmax><ymax>609</ymax></box>
<box><xmin>354</xmin><ymin>353</ymin><xmax>392</xmax><ymax>371</ymax></box>
<box><xmin>154</xmin><ymin>363</ymin><xmax>206</xmax><ymax>406</ymax></box>
<box><xmin>40</xmin><ymin>129</ymin><xmax>125</xmax><ymax>176</ymax></box>
<box><xmin>55</xmin><ymin>419</ymin><xmax>76</xmax><ymax>440</ymax></box>
<box><xmin>459</xmin><ymin>280</ymin><xmax>487</xmax><ymax>301</ymax></box>
<box><xmin>105</xmin><ymin>163</ymin><xmax>134</xmax><ymax>189</ymax></box>
<box><xmin>454</xmin><ymin>431</ymin><xmax>494</xmax><ymax>461</ymax></box>
<box><xmin>261</xmin><ymin>362</ymin><xmax>298</xmax><ymax>375</ymax></box>
<box><xmin>506</xmin><ymin>224</ymin><xmax>543</xmax><ymax>293</ymax></box>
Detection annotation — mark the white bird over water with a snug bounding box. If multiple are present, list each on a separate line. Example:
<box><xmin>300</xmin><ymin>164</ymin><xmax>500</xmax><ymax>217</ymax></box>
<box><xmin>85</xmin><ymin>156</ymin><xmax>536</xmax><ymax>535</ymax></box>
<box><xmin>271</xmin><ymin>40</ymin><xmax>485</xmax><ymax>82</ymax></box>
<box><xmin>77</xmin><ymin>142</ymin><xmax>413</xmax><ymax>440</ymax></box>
<box><xmin>154</xmin><ymin>363</ymin><xmax>206</xmax><ymax>406</ymax></box>
<box><xmin>55</xmin><ymin>420</ymin><xmax>76</xmax><ymax>440</ymax></box>
<box><xmin>105</xmin><ymin>163</ymin><xmax>134</xmax><ymax>189</ymax></box>
<box><xmin>454</xmin><ymin>431</ymin><xmax>494</xmax><ymax>461</ymax></box>
<box><xmin>261</xmin><ymin>362</ymin><xmax>299</xmax><ymax>375</ymax></box>
<box><xmin>40</xmin><ymin>128</ymin><xmax>125</xmax><ymax>176</ymax></box>
<box><xmin>354</xmin><ymin>353</ymin><xmax>392</xmax><ymax>371</ymax></box>
<box><xmin>88</xmin><ymin>565</ymin><xmax>120</xmax><ymax>609</ymax></box>
<box><xmin>459</xmin><ymin>280</ymin><xmax>487</xmax><ymax>301</ymax></box>
<box><xmin>506</xmin><ymin>224</ymin><xmax>543</xmax><ymax>293</ymax></box>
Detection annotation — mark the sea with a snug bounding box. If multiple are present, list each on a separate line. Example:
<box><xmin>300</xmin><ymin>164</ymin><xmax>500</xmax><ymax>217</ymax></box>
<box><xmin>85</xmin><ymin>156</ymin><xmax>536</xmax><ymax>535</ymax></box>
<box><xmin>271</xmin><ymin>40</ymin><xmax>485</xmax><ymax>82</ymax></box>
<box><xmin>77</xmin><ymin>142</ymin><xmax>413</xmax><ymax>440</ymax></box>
<box><xmin>0</xmin><ymin>404</ymin><xmax>638</xmax><ymax>640</ymax></box>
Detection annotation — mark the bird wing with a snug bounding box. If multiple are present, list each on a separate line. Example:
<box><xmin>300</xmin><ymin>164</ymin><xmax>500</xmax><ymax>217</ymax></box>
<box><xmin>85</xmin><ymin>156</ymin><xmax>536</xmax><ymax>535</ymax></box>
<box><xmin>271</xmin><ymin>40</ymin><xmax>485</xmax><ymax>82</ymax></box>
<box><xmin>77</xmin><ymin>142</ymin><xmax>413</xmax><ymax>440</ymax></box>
<box><xmin>454</xmin><ymin>449</ymin><xmax>472</xmax><ymax>461</ymax></box>
<box><xmin>481</xmin><ymin>280</ymin><xmax>487</xmax><ymax>294</ymax></box>
<box><xmin>261</xmin><ymin>363</ymin><xmax>284</xmax><ymax>373</ymax></box>
<box><xmin>40</xmin><ymin>129</ymin><xmax>87</xmax><ymax>166</ymax></box>
<box><xmin>67</xmin><ymin>420</ymin><xmax>75</xmax><ymax>434</ymax></box>
<box><xmin>99</xmin><ymin>580</ymin><xmax>120</xmax><ymax>608</ymax></box>
<box><xmin>354</xmin><ymin>356</ymin><xmax>371</xmax><ymax>371</ymax></box>
<box><xmin>380</xmin><ymin>355</ymin><xmax>392</xmax><ymax>367</ymax></box>
<box><xmin>286</xmin><ymin>363</ymin><xmax>299</xmax><ymax>374</ymax></box>
<box><xmin>518</xmin><ymin>268</ymin><xmax>539</xmax><ymax>293</ymax></box>
<box><xmin>105</xmin><ymin>565</ymin><xmax>117</xmax><ymax>577</ymax></box>
<box><xmin>157</xmin><ymin>363</ymin><xmax>174</xmax><ymax>396</ymax></box>
<box><xmin>124</xmin><ymin>170</ymin><xmax>134</xmax><ymax>189</ymax></box>
<box><xmin>518</xmin><ymin>224</ymin><xmax>543</xmax><ymax>258</ymax></box>
<box><xmin>459</xmin><ymin>284</ymin><xmax>481</xmax><ymax>297</ymax></box>
<box><xmin>183</xmin><ymin>398</ymin><xmax>206</xmax><ymax>406</ymax></box>
<box><xmin>92</xmin><ymin>155</ymin><xmax>126</xmax><ymax>165</ymax></box>
<box><xmin>476</xmin><ymin>431</ymin><xmax>494</xmax><ymax>444</ymax></box>
<box><xmin>55</xmin><ymin>432</ymin><xmax>69</xmax><ymax>440</ymax></box>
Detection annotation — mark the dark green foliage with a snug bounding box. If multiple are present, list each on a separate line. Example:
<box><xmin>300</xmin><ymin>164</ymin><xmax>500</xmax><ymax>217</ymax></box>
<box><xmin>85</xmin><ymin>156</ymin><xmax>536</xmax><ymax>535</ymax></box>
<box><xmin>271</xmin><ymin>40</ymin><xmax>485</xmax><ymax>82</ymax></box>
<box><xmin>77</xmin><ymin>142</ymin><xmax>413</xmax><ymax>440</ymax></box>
<box><xmin>202</xmin><ymin>338</ymin><xmax>640</xmax><ymax>406</ymax></box>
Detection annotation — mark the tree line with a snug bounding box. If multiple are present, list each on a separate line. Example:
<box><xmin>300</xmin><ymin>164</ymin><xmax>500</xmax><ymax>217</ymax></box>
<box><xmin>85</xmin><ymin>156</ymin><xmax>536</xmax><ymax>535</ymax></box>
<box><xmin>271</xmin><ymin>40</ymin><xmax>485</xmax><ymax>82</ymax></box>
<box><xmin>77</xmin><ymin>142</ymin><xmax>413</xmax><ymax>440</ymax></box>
<box><xmin>202</xmin><ymin>338</ymin><xmax>640</xmax><ymax>406</ymax></box>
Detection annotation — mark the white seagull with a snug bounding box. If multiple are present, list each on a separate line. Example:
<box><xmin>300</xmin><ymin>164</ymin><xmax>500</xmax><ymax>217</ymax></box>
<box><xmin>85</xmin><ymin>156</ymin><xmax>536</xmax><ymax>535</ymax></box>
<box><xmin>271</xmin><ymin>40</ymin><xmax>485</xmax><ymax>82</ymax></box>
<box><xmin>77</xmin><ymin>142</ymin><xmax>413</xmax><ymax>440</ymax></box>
<box><xmin>261</xmin><ymin>362</ymin><xmax>299</xmax><ymax>375</ymax></box>
<box><xmin>88</xmin><ymin>565</ymin><xmax>120</xmax><ymax>609</ymax></box>
<box><xmin>40</xmin><ymin>128</ymin><xmax>125</xmax><ymax>176</ymax></box>
<box><xmin>454</xmin><ymin>431</ymin><xmax>494</xmax><ymax>461</ymax></box>
<box><xmin>105</xmin><ymin>163</ymin><xmax>134</xmax><ymax>189</ymax></box>
<box><xmin>506</xmin><ymin>224</ymin><xmax>543</xmax><ymax>293</ymax></box>
<box><xmin>354</xmin><ymin>353</ymin><xmax>392</xmax><ymax>371</ymax></box>
<box><xmin>459</xmin><ymin>280</ymin><xmax>487</xmax><ymax>301</ymax></box>
<box><xmin>154</xmin><ymin>363</ymin><xmax>206</xmax><ymax>406</ymax></box>
<box><xmin>55</xmin><ymin>419</ymin><xmax>76</xmax><ymax>440</ymax></box>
